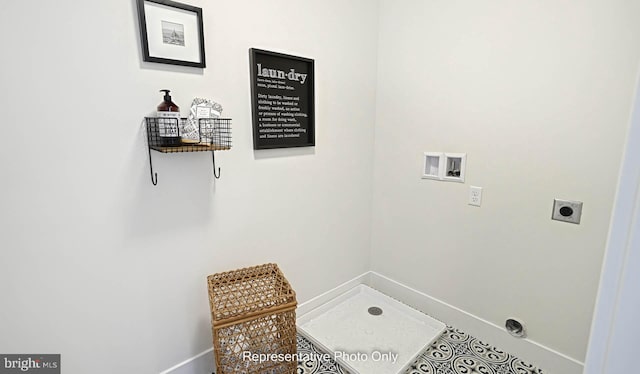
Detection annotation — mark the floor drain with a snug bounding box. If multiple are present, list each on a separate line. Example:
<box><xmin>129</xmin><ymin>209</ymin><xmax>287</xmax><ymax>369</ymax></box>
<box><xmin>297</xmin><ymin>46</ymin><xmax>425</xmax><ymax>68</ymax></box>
<box><xmin>368</xmin><ymin>306</ymin><xmax>383</xmax><ymax>316</ymax></box>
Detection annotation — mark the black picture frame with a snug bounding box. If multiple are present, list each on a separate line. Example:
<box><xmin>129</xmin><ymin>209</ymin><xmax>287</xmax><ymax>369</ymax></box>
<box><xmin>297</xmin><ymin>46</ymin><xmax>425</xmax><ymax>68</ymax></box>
<box><xmin>250</xmin><ymin>49</ymin><xmax>315</xmax><ymax>150</ymax></box>
<box><xmin>137</xmin><ymin>0</ymin><xmax>206</xmax><ymax>68</ymax></box>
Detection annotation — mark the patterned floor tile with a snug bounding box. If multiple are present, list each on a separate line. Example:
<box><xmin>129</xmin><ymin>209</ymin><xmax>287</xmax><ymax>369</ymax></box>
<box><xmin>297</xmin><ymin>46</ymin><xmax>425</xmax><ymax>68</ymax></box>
<box><xmin>297</xmin><ymin>326</ymin><xmax>545</xmax><ymax>374</ymax></box>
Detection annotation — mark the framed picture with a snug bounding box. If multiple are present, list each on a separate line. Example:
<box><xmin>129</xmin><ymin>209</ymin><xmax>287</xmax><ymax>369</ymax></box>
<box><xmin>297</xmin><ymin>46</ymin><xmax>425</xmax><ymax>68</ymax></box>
<box><xmin>249</xmin><ymin>48</ymin><xmax>315</xmax><ymax>149</ymax></box>
<box><xmin>137</xmin><ymin>0</ymin><xmax>206</xmax><ymax>68</ymax></box>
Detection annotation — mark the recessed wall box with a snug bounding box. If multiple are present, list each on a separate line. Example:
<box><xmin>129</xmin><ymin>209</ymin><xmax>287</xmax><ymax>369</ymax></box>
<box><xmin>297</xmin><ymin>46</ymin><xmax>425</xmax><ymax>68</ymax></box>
<box><xmin>422</xmin><ymin>152</ymin><xmax>444</xmax><ymax>180</ymax></box>
<box><xmin>442</xmin><ymin>153</ymin><xmax>466</xmax><ymax>183</ymax></box>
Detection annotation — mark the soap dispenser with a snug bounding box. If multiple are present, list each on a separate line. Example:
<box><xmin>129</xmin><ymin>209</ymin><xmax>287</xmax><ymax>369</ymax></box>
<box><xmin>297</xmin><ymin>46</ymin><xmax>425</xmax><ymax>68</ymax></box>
<box><xmin>156</xmin><ymin>89</ymin><xmax>181</xmax><ymax>146</ymax></box>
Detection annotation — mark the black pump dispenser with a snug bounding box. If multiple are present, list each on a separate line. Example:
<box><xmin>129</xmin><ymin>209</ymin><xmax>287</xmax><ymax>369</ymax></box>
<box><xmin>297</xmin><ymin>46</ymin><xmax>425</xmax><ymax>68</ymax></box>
<box><xmin>158</xmin><ymin>89</ymin><xmax>179</xmax><ymax>112</ymax></box>
<box><xmin>160</xmin><ymin>89</ymin><xmax>172</xmax><ymax>102</ymax></box>
<box><xmin>156</xmin><ymin>89</ymin><xmax>181</xmax><ymax>146</ymax></box>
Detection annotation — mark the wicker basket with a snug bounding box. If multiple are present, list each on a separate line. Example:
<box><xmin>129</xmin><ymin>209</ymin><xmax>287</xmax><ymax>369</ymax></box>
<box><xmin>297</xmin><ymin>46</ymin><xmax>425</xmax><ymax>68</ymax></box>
<box><xmin>207</xmin><ymin>263</ymin><xmax>297</xmax><ymax>374</ymax></box>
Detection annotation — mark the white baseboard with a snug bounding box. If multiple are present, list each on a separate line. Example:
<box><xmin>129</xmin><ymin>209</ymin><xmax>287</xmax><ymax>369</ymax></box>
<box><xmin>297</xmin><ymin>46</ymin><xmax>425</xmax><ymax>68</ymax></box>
<box><xmin>158</xmin><ymin>348</ymin><xmax>214</xmax><ymax>374</ymax></box>
<box><xmin>160</xmin><ymin>271</ymin><xmax>584</xmax><ymax>374</ymax></box>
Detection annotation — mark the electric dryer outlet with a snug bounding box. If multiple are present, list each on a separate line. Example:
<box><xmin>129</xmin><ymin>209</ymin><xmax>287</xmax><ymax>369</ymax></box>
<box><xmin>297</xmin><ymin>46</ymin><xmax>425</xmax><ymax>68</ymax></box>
<box><xmin>552</xmin><ymin>199</ymin><xmax>583</xmax><ymax>224</ymax></box>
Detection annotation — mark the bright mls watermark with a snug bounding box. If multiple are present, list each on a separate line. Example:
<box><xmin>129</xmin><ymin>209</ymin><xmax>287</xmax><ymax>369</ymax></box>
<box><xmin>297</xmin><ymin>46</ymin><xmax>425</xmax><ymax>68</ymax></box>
<box><xmin>0</xmin><ymin>355</ymin><xmax>60</xmax><ymax>373</ymax></box>
<box><xmin>241</xmin><ymin>350</ymin><xmax>398</xmax><ymax>365</ymax></box>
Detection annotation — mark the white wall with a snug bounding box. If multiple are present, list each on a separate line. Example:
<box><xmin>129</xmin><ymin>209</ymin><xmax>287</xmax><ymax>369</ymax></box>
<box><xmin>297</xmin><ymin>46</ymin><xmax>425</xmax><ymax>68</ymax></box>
<box><xmin>371</xmin><ymin>0</ymin><xmax>640</xmax><ymax>366</ymax></box>
<box><xmin>0</xmin><ymin>0</ymin><xmax>378</xmax><ymax>373</ymax></box>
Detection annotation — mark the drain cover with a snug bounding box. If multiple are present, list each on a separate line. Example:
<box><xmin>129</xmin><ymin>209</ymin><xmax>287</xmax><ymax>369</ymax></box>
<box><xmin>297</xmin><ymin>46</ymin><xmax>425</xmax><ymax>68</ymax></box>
<box><xmin>368</xmin><ymin>306</ymin><xmax>383</xmax><ymax>316</ymax></box>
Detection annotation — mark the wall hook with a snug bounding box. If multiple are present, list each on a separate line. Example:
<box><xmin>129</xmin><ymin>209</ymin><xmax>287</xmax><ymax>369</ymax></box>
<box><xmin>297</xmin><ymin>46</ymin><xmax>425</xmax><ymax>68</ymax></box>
<box><xmin>212</xmin><ymin>151</ymin><xmax>221</xmax><ymax>179</ymax></box>
<box><xmin>148</xmin><ymin>146</ymin><xmax>158</xmax><ymax>185</ymax></box>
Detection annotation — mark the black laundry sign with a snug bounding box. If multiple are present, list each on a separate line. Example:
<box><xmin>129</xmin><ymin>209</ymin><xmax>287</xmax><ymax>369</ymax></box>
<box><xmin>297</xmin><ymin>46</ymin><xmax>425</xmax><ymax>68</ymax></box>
<box><xmin>250</xmin><ymin>49</ymin><xmax>315</xmax><ymax>149</ymax></box>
